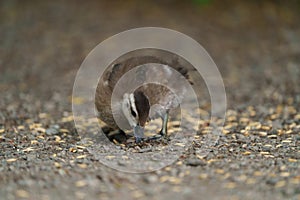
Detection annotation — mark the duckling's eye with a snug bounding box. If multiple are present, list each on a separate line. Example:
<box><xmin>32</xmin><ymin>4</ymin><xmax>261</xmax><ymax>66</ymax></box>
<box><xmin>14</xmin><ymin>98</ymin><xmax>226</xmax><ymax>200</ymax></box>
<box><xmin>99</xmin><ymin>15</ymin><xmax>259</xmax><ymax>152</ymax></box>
<box><xmin>130</xmin><ymin>108</ymin><xmax>137</xmax><ymax>117</ymax></box>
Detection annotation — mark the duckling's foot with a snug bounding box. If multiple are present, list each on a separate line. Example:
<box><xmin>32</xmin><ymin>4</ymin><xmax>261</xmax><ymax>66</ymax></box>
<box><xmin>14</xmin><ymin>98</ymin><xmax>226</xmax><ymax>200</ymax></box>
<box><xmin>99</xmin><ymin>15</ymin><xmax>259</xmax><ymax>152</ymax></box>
<box><xmin>134</xmin><ymin>125</ymin><xmax>145</xmax><ymax>143</ymax></box>
<box><xmin>135</xmin><ymin>137</ymin><xmax>144</xmax><ymax>143</ymax></box>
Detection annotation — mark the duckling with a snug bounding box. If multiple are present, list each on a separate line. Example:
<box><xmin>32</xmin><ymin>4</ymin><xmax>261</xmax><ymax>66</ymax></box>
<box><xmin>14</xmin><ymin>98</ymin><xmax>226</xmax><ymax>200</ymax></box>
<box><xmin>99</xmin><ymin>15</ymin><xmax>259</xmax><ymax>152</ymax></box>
<box><xmin>95</xmin><ymin>53</ymin><xmax>191</xmax><ymax>142</ymax></box>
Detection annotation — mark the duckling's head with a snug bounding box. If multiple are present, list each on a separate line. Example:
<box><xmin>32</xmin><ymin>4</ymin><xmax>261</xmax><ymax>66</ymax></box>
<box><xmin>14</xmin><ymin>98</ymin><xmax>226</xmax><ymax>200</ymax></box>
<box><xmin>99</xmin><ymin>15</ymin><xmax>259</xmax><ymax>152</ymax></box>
<box><xmin>122</xmin><ymin>91</ymin><xmax>150</xmax><ymax>141</ymax></box>
<box><xmin>122</xmin><ymin>91</ymin><xmax>150</xmax><ymax>128</ymax></box>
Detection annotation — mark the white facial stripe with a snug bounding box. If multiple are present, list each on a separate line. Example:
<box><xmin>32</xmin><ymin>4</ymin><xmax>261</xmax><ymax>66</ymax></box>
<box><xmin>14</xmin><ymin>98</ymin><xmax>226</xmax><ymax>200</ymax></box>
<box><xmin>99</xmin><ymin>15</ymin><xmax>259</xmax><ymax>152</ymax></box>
<box><xmin>129</xmin><ymin>93</ymin><xmax>138</xmax><ymax>118</ymax></box>
<box><xmin>122</xmin><ymin>93</ymin><xmax>137</xmax><ymax>127</ymax></box>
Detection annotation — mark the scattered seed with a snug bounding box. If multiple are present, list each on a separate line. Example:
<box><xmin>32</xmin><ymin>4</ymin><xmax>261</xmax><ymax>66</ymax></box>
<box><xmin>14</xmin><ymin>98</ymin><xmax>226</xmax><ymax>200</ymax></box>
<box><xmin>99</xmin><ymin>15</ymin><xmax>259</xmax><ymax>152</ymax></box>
<box><xmin>207</xmin><ymin>159</ymin><xmax>218</xmax><ymax>164</ymax></box>
<box><xmin>240</xmin><ymin>118</ymin><xmax>250</xmax><ymax>123</ymax></box>
<box><xmin>176</xmin><ymin>161</ymin><xmax>183</xmax><ymax>166</ymax></box>
<box><xmin>261</xmin><ymin>125</ymin><xmax>271</xmax><ymax>131</ymax></box>
<box><xmin>268</xmin><ymin>135</ymin><xmax>277</xmax><ymax>139</ymax></box>
<box><xmin>227</xmin><ymin>116</ymin><xmax>237</xmax><ymax>122</ymax></box>
<box><xmin>280</xmin><ymin>172</ymin><xmax>290</xmax><ymax>177</ymax></box>
<box><xmin>199</xmin><ymin>173</ymin><xmax>208</xmax><ymax>180</ymax></box>
<box><xmin>224</xmin><ymin>182</ymin><xmax>236</xmax><ymax>189</ymax></box>
<box><xmin>288</xmin><ymin>158</ymin><xmax>297</xmax><ymax>163</ymax></box>
<box><xmin>59</xmin><ymin>129</ymin><xmax>69</xmax><ymax>133</ymax></box>
<box><xmin>105</xmin><ymin>155</ymin><xmax>116</xmax><ymax>159</ymax></box>
<box><xmin>242</xmin><ymin>151</ymin><xmax>251</xmax><ymax>155</ymax></box>
<box><xmin>22</xmin><ymin>147</ymin><xmax>35</xmax><ymax>152</ymax></box>
<box><xmin>54</xmin><ymin>162</ymin><xmax>61</xmax><ymax>168</ymax></box>
<box><xmin>215</xmin><ymin>169</ymin><xmax>225</xmax><ymax>174</ymax></box>
<box><xmin>291</xmin><ymin>177</ymin><xmax>300</xmax><ymax>185</ymax></box>
<box><xmin>38</xmin><ymin>113</ymin><xmax>48</xmax><ymax>118</ymax></box>
<box><xmin>253</xmin><ymin>171</ymin><xmax>263</xmax><ymax>176</ymax></box>
<box><xmin>35</xmin><ymin>127</ymin><xmax>46</xmax><ymax>133</ymax></box>
<box><xmin>17</xmin><ymin>125</ymin><xmax>25</xmax><ymax>130</ymax></box>
<box><xmin>282</xmin><ymin>140</ymin><xmax>292</xmax><ymax>143</ymax></box>
<box><xmin>75</xmin><ymin>180</ymin><xmax>87</xmax><ymax>187</ymax></box>
<box><xmin>132</xmin><ymin>190</ymin><xmax>145</xmax><ymax>199</ymax></box>
<box><xmin>246</xmin><ymin>178</ymin><xmax>256</xmax><ymax>185</ymax></box>
<box><xmin>77</xmin><ymin>163</ymin><xmax>88</xmax><ymax>169</ymax></box>
<box><xmin>61</xmin><ymin>116</ymin><xmax>74</xmax><ymax>123</ymax></box>
<box><xmin>259</xmin><ymin>132</ymin><xmax>267</xmax><ymax>137</ymax></box>
<box><xmin>76</xmin><ymin>155</ymin><xmax>87</xmax><ymax>159</ymax></box>
<box><xmin>275</xmin><ymin>180</ymin><xmax>286</xmax><ymax>188</ymax></box>
<box><xmin>7</xmin><ymin>158</ymin><xmax>17</xmax><ymax>163</ymax></box>
<box><xmin>174</xmin><ymin>143</ymin><xmax>185</xmax><ymax>147</ymax></box>
<box><xmin>29</xmin><ymin>123</ymin><xmax>42</xmax><ymax>130</ymax></box>
<box><xmin>69</xmin><ymin>147</ymin><xmax>77</xmax><ymax>153</ymax></box>
<box><xmin>30</xmin><ymin>140</ymin><xmax>38</xmax><ymax>145</ymax></box>
<box><xmin>222</xmin><ymin>129</ymin><xmax>230</xmax><ymax>135</ymax></box>
<box><xmin>15</xmin><ymin>190</ymin><xmax>29</xmax><ymax>198</ymax></box>
<box><xmin>55</xmin><ymin>136</ymin><xmax>62</xmax><ymax>142</ymax></box>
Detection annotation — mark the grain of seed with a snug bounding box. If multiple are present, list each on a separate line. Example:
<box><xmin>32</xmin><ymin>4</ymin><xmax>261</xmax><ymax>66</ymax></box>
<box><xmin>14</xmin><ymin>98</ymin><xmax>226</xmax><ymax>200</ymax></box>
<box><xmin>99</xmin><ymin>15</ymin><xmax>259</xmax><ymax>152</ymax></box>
<box><xmin>54</xmin><ymin>136</ymin><xmax>61</xmax><ymax>142</ymax></box>
<box><xmin>288</xmin><ymin>158</ymin><xmax>297</xmax><ymax>162</ymax></box>
<box><xmin>75</xmin><ymin>145</ymin><xmax>86</xmax><ymax>149</ymax></box>
<box><xmin>31</xmin><ymin>140</ymin><xmax>38</xmax><ymax>144</ymax></box>
<box><xmin>199</xmin><ymin>173</ymin><xmax>208</xmax><ymax>180</ymax></box>
<box><xmin>69</xmin><ymin>147</ymin><xmax>77</xmax><ymax>153</ymax></box>
<box><xmin>23</xmin><ymin>147</ymin><xmax>35</xmax><ymax>152</ymax></box>
<box><xmin>215</xmin><ymin>169</ymin><xmax>225</xmax><ymax>174</ymax></box>
<box><xmin>222</xmin><ymin>129</ymin><xmax>230</xmax><ymax>135</ymax></box>
<box><xmin>224</xmin><ymin>182</ymin><xmax>236</xmax><ymax>189</ymax></box>
<box><xmin>59</xmin><ymin>129</ymin><xmax>69</xmax><ymax>133</ymax></box>
<box><xmin>17</xmin><ymin>125</ymin><xmax>25</xmax><ymax>130</ymax></box>
<box><xmin>75</xmin><ymin>180</ymin><xmax>87</xmax><ymax>187</ymax></box>
<box><xmin>261</xmin><ymin>125</ymin><xmax>271</xmax><ymax>130</ymax></box>
<box><xmin>237</xmin><ymin>175</ymin><xmax>247</xmax><ymax>182</ymax></box>
<box><xmin>176</xmin><ymin>161</ymin><xmax>183</xmax><ymax>166</ymax></box>
<box><xmin>275</xmin><ymin>180</ymin><xmax>286</xmax><ymax>188</ymax></box>
<box><xmin>259</xmin><ymin>132</ymin><xmax>267</xmax><ymax>137</ymax></box>
<box><xmin>268</xmin><ymin>135</ymin><xmax>277</xmax><ymax>139</ymax></box>
<box><xmin>16</xmin><ymin>190</ymin><xmax>29</xmax><ymax>198</ymax></box>
<box><xmin>54</xmin><ymin>162</ymin><xmax>61</xmax><ymax>168</ymax></box>
<box><xmin>105</xmin><ymin>155</ymin><xmax>116</xmax><ymax>159</ymax></box>
<box><xmin>35</xmin><ymin>127</ymin><xmax>46</xmax><ymax>133</ymax></box>
<box><xmin>38</xmin><ymin>113</ymin><xmax>48</xmax><ymax>118</ymax></box>
<box><xmin>240</xmin><ymin>118</ymin><xmax>250</xmax><ymax>123</ymax></box>
<box><xmin>207</xmin><ymin>159</ymin><xmax>218</xmax><ymax>164</ymax></box>
<box><xmin>132</xmin><ymin>190</ymin><xmax>145</xmax><ymax>199</ymax></box>
<box><xmin>227</xmin><ymin>116</ymin><xmax>237</xmax><ymax>122</ymax></box>
<box><xmin>242</xmin><ymin>151</ymin><xmax>251</xmax><ymax>155</ymax></box>
<box><xmin>246</xmin><ymin>178</ymin><xmax>256</xmax><ymax>185</ymax></box>
<box><xmin>253</xmin><ymin>171</ymin><xmax>263</xmax><ymax>176</ymax></box>
<box><xmin>7</xmin><ymin>158</ymin><xmax>17</xmax><ymax>163</ymax></box>
<box><xmin>260</xmin><ymin>151</ymin><xmax>270</xmax><ymax>155</ymax></box>
<box><xmin>285</xmin><ymin>130</ymin><xmax>293</xmax><ymax>134</ymax></box>
<box><xmin>291</xmin><ymin>177</ymin><xmax>300</xmax><ymax>185</ymax></box>
<box><xmin>172</xmin><ymin>186</ymin><xmax>182</xmax><ymax>192</ymax></box>
<box><xmin>282</xmin><ymin>140</ymin><xmax>291</xmax><ymax>143</ymax></box>
<box><xmin>77</xmin><ymin>163</ymin><xmax>88</xmax><ymax>169</ymax></box>
<box><xmin>169</xmin><ymin>177</ymin><xmax>181</xmax><ymax>184</ymax></box>
<box><xmin>174</xmin><ymin>143</ymin><xmax>185</xmax><ymax>147</ymax></box>
<box><xmin>280</xmin><ymin>172</ymin><xmax>290</xmax><ymax>177</ymax></box>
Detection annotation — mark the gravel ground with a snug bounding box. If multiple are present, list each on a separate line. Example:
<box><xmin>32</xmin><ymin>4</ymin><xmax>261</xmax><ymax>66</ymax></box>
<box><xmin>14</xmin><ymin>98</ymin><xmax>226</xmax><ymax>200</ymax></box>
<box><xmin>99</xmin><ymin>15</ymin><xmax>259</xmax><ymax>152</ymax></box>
<box><xmin>0</xmin><ymin>1</ymin><xmax>300</xmax><ymax>200</ymax></box>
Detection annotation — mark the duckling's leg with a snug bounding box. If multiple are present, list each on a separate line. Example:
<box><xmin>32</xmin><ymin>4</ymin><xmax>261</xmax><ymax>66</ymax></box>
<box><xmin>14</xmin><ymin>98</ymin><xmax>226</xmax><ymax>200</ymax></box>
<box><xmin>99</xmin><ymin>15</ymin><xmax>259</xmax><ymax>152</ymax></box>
<box><xmin>159</xmin><ymin>110</ymin><xmax>169</xmax><ymax>137</ymax></box>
